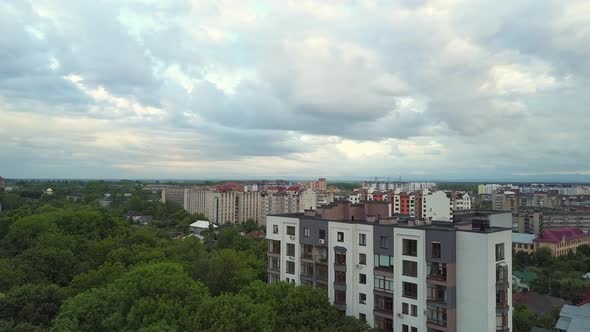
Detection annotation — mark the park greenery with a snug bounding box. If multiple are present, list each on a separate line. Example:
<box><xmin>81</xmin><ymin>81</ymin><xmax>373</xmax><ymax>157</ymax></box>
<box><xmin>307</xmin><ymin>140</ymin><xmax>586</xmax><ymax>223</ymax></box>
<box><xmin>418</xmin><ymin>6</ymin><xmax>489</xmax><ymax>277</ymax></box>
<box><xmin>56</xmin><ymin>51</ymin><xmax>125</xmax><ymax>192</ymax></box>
<box><xmin>0</xmin><ymin>181</ymin><xmax>371</xmax><ymax>331</ymax></box>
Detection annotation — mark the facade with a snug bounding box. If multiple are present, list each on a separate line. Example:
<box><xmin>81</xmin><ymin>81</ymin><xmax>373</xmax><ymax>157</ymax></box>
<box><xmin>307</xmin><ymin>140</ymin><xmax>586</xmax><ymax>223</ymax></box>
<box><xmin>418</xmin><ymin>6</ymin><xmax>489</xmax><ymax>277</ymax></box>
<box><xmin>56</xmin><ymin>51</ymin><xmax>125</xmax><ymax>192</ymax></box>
<box><xmin>492</xmin><ymin>192</ymin><xmax>519</xmax><ymax>211</ymax></box>
<box><xmin>161</xmin><ymin>187</ymin><xmax>186</xmax><ymax>206</ymax></box>
<box><xmin>266</xmin><ymin>203</ymin><xmax>512</xmax><ymax>332</ymax></box>
<box><xmin>534</xmin><ymin>227</ymin><xmax>590</xmax><ymax>257</ymax></box>
<box><xmin>0</xmin><ymin>176</ymin><xmax>4</xmax><ymax>191</ymax></box>
<box><xmin>515</xmin><ymin>209</ymin><xmax>590</xmax><ymax>234</ymax></box>
<box><xmin>512</xmin><ymin>233</ymin><xmax>536</xmax><ymax>255</ymax></box>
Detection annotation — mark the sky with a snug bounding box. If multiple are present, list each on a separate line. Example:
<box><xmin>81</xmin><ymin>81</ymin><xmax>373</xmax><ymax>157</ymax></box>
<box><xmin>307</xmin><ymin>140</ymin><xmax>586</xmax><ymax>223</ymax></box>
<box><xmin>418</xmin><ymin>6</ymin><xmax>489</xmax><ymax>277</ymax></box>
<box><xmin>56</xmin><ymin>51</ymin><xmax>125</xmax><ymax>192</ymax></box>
<box><xmin>1</xmin><ymin>0</ymin><xmax>590</xmax><ymax>181</ymax></box>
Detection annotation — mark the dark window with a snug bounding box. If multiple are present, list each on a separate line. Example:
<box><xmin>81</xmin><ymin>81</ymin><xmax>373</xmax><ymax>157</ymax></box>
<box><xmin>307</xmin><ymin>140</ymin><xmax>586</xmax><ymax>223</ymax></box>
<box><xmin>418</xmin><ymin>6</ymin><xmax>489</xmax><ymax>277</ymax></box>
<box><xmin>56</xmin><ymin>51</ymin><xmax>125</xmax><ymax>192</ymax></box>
<box><xmin>402</xmin><ymin>302</ymin><xmax>409</xmax><ymax>314</ymax></box>
<box><xmin>359</xmin><ymin>233</ymin><xmax>366</xmax><ymax>246</ymax></box>
<box><xmin>287</xmin><ymin>226</ymin><xmax>295</xmax><ymax>236</ymax></box>
<box><xmin>411</xmin><ymin>327</ymin><xmax>417</xmax><ymax>332</ymax></box>
<box><xmin>335</xmin><ymin>290</ymin><xmax>346</xmax><ymax>305</ymax></box>
<box><xmin>380</xmin><ymin>236</ymin><xmax>388</xmax><ymax>249</ymax></box>
<box><xmin>359</xmin><ymin>253</ymin><xmax>366</xmax><ymax>265</ymax></box>
<box><xmin>403</xmin><ymin>282</ymin><xmax>418</xmax><ymax>299</ymax></box>
<box><xmin>496</xmin><ymin>243</ymin><xmax>505</xmax><ymax>261</ymax></box>
<box><xmin>374</xmin><ymin>276</ymin><xmax>393</xmax><ymax>292</ymax></box>
<box><xmin>287</xmin><ymin>243</ymin><xmax>295</xmax><ymax>256</ymax></box>
<box><xmin>359</xmin><ymin>293</ymin><xmax>366</xmax><ymax>304</ymax></box>
<box><xmin>273</xmin><ymin>225</ymin><xmax>278</xmax><ymax>234</ymax></box>
<box><xmin>411</xmin><ymin>304</ymin><xmax>417</xmax><ymax>317</ymax></box>
<box><xmin>432</xmin><ymin>242</ymin><xmax>441</xmax><ymax>259</ymax></box>
<box><xmin>335</xmin><ymin>271</ymin><xmax>346</xmax><ymax>284</ymax></box>
<box><xmin>335</xmin><ymin>251</ymin><xmax>346</xmax><ymax>265</ymax></box>
<box><xmin>319</xmin><ymin>229</ymin><xmax>326</xmax><ymax>240</ymax></box>
<box><xmin>403</xmin><ymin>260</ymin><xmax>418</xmax><ymax>277</ymax></box>
<box><xmin>337</xmin><ymin>232</ymin><xmax>344</xmax><ymax>242</ymax></box>
<box><xmin>402</xmin><ymin>325</ymin><xmax>409</xmax><ymax>332</ymax></box>
<box><xmin>359</xmin><ymin>313</ymin><xmax>366</xmax><ymax>322</ymax></box>
<box><xmin>360</xmin><ymin>273</ymin><xmax>367</xmax><ymax>284</ymax></box>
<box><xmin>286</xmin><ymin>261</ymin><xmax>295</xmax><ymax>274</ymax></box>
<box><xmin>403</xmin><ymin>239</ymin><xmax>418</xmax><ymax>256</ymax></box>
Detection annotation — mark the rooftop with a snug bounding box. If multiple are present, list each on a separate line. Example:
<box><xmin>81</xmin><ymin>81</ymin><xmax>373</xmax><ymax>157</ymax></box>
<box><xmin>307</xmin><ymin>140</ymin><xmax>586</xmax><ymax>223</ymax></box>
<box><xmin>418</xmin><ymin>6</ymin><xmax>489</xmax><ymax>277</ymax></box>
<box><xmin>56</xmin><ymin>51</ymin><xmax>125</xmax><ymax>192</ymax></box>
<box><xmin>190</xmin><ymin>220</ymin><xmax>218</xmax><ymax>229</ymax></box>
<box><xmin>513</xmin><ymin>233</ymin><xmax>536</xmax><ymax>244</ymax></box>
<box><xmin>556</xmin><ymin>303</ymin><xmax>590</xmax><ymax>332</ymax></box>
<box><xmin>535</xmin><ymin>227</ymin><xmax>589</xmax><ymax>243</ymax></box>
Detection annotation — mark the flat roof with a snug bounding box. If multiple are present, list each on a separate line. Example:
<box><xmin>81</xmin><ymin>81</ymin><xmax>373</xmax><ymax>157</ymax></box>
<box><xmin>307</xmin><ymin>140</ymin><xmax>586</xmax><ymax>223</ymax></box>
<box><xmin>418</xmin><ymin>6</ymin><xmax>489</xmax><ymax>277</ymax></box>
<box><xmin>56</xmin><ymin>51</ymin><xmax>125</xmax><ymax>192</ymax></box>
<box><xmin>512</xmin><ymin>233</ymin><xmax>536</xmax><ymax>244</ymax></box>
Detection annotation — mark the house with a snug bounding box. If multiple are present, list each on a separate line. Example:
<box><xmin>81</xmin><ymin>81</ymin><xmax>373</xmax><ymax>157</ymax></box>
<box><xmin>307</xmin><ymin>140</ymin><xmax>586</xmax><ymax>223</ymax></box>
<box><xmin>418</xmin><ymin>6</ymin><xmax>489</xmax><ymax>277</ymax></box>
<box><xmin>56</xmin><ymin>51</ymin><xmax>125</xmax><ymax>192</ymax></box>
<box><xmin>189</xmin><ymin>220</ymin><xmax>218</xmax><ymax>235</ymax></box>
<box><xmin>556</xmin><ymin>303</ymin><xmax>590</xmax><ymax>331</ymax></box>
<box><xmin>513</xmin><ymin>270</ymin><xmax>537</xmax><ymax>291</ymax></box>
<box><xmin>245</xmin><ymin>230</ymin><xmax>266</xmax><ymax>239</ymax></box>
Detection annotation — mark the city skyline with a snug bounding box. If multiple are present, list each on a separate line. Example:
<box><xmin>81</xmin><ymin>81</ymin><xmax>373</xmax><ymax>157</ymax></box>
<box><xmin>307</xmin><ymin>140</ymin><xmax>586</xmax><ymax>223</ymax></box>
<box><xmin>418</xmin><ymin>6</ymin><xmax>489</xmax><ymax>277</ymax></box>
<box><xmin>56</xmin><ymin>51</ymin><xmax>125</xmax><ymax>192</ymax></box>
<box><xmin>2</xmin><ymin>1</ymin><xmax>590</xmax><ymax>180</ymax></box>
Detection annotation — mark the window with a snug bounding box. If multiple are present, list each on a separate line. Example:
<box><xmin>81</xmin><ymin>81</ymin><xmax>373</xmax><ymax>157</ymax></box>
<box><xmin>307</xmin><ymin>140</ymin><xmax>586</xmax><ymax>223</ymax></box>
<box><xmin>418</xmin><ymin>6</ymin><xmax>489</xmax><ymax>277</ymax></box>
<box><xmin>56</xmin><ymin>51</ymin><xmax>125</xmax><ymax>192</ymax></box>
<box><xmin>337</xmin><ymin>232</ymin><xmax>344</xmax><ymax>242</ymax></box>
<box><xmin>273</xmin><ymin>225</ymin><xmax>278</xmax><ymax>234</ymax></box>
<box><xmin>432</xmin><ymin>242</ymin><xmax>441</xmax><ymax>259</ymax></box>
<box><xmin>286</xmin><ymin>261</ymin><xmax>295</xmax><ymax>274</ymax></box>
<box><xmin>319</xmin><ymin>229</ymin><xmax>326</xmax><ymax>240</ymax></box>
<box><xmin>287</xmin><ymin>226</ymin><xmax>295</xmax><ymax>236</ymax></box>
<box><xmin>359</xmin><ymin>313</ymin><xmax>366</xmax><ymax>322</ymax></box>
<box><xmin>335</xmin><ymin>290</ymin><xmax>346</xmax><ymax>304</ymax></box>
<box><xmin>335</xmin><ymin>251</ymin><xmax>346</xmax><ymax>265</ymax></box>
<box><xmin>403</xmin><ymin>239</ymin><xmax>418</xmax><ymax>256</ymax></box>
<box><xmin>374</xmin><ymin>276</ymin><xmax>393</xmax><ymax>292</ymax></box>
<box><xmin>359</xmin><ymin>233</ymin><xmax>367</xmax><ymax>246</ymax></box>
<box><xmin>304</xmin><ymin>227</ymin><xmax>310</xmax><ymax>238</ymax></box>
<box><xmin>287</xmin><ymin>243</ymin><xmax>295</xmax><ymax>256</ymax></box>
<box><xmin>403</xmin><ymin>260</ymin><xmax>418</xmax><ymax>277</ymax></box>
<box><xmin>359</xmin><ymin>253</ymin><xmax>366</xmax><ymax>265</ymax></box>
<box><xmin>411</xmin><ymin>305</ymin><xmax>417</xmax><ymax>317</ymax></box>
<box><xmin>496</xmin><ymin>243</ymin><xmax>505</xmax><ymax>261</ymax></box>
<box><xmin>402</xmin><ymin>302</ymin><xmax>409</xmax><ymax>314</ymax></box>
<box><xmin>335</xmin><ymin>271</ymin><xmax>346</xmax><ymax>284</ymax></box>
<box><xmin>360</xmin><ymin>273</ymin><xmax>367</xmax><ymax>284</ymax></box>
<box><xmin>428</xmin><ymin>305</ymin><xmax>447</xmax><ymax>327</ymax></box>
<box><xmin>359</xmin><ymin>293</ymin><xmax>366</xmax><ymax>304</ymax></box>
<box><xmin>402</xmin><ymin>325</ymin><xmax>409</xmax><ymax>332</ymax></box>
<box><xmin>403</xmin><ymin>282</ymin><xmax>418</xmax><ymax>299</ymax></box>
<box><xmin>411</xmin><ymin>327</ymin><xmax>417</xmax><ymax>332</ymax></box>
<box><xmin>380</xmin><ymin>236</ymin><xmax>388</xmax><ymax>248</ymax></box>
<box><xmin>374</xmin><ymin>254</ymin><xmax>394</xmax><ymax>271</ymax></box>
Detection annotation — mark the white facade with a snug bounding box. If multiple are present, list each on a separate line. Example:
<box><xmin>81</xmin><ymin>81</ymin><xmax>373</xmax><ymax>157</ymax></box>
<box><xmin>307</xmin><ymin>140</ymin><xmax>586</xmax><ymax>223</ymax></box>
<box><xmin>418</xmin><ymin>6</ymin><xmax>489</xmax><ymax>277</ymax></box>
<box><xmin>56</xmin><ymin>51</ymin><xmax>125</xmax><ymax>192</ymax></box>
<box><xmin>456</xmin><ymin>230</ymin><xmax>512</xmax><ymax>332</ymax></box>
<box><xmin>299</xmin><ymin>189</ymin><xmax>317</xmax><ymax>212</ymax></box>
<box><xmin>423</xmin><ymin>190</ymin><xmax>452</xmax><ymax>222</ymax></box>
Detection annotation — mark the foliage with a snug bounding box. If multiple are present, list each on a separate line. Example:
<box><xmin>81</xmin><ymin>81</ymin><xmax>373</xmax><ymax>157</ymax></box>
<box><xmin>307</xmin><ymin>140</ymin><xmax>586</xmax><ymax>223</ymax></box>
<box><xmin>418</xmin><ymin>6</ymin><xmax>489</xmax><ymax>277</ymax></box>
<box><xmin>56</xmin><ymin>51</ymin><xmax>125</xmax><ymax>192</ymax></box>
<box><xmin>0</xmin><ymin>182</ymin><xmax>370</xmax><ymax>331</ymax></box>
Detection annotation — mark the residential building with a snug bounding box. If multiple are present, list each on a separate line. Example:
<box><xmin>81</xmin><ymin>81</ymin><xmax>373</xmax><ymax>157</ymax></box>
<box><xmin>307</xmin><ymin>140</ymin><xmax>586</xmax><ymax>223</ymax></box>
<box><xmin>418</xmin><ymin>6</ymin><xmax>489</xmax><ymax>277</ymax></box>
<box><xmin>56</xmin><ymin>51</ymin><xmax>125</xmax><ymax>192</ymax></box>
<box><xmin>266</xmin><ymin>204</ymin><xmax>512</xmax><ymax>332</ymax></box>
<box><xmin>512</xmin><ymin>233</ymin><xmax>536</xmax><ymax>255</ymax></box>
<box><xmin>512</xmin><ymin>270</ymin><xmax>537</xmax><ymax>291</ymax></box>
<box><xmin>301</xmin><ymin>178</ymin><xmax>327</xmax><ymax>191</ymax></box>
<box><xmin>556</xmin><ymin>303</ymin><xmax>590</xmax><ymax>332</ymax></box>
<box><xmin>161</xmin><ymin>186</ymin><xmax>187</xmax><ymax>206</ymax></box>
<box><xmin>0</xmin><ymin>176</ymin><xmax>4</xmax><ymax>191</ymax></box>
<box><xmin>189</xmin><ymin>220</ymin><xmax>218</xmax><ymax>235</ymax></box>
<box><xmin>534</xmin><ymin>228</ymin><xmax>590</xmax><ymax>257</ymax></box>
<box><xmin>299</xmin><ymin>189</ymin><xmax>318</xmax><ymax>212</ymax></box>
<box><xmin>492</xmin><ymin>191</ymin><xmax>519</xmax><ymax>211</ymax></box>
<box><xmin>515</xmin><ymin>209</ymin><xmax>590</xmax><ymax>234</ymax></box>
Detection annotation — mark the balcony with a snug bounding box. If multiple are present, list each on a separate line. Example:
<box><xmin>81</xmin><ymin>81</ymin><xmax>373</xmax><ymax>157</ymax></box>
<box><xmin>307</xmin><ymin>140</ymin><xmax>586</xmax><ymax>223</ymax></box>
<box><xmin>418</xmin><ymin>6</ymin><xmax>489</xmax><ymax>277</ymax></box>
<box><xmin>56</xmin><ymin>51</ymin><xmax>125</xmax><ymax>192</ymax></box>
<box><xmin>427</xmin><ymin>319</ymin><xmax>447</xmax><ymax>328</ymax></box>
<box><xmin>374</xmin><ymin>265</ymin><xmax>394</xmax><ymax>273</ymax></box>
<box><xmin>496</xmin><ymin>264</ymin><xmax>509</xmax><ymax>288</ymax></box>
<box><xmin>314</xmin><ymin>255</ymin><xmax>328</xmax><ymax>265</ymax></box>
<box><xmin>268</xmin><ymin>240</ymin><xmax>281</xmax><ymax>256</ymax></box>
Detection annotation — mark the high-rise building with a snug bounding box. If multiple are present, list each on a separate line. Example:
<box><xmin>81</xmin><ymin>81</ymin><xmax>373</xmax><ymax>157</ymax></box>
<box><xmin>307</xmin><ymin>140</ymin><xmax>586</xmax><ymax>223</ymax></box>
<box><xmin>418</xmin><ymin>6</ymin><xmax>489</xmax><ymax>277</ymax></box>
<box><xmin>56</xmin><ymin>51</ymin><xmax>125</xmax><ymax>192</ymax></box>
<box><xmin>266</xmin><ymin>203</ymin><xmax>512</xmax><ymax>332</ymax></box>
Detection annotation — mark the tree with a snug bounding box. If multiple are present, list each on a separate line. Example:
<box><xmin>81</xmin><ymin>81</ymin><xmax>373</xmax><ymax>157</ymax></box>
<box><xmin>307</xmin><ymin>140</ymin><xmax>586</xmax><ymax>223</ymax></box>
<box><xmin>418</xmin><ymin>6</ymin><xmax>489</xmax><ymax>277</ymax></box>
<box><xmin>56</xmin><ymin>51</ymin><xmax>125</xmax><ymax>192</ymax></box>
<box><xmin>52</xmin><ymin>263</ymin><xmax>208</xmax><ymax>331</ymax></box>
<box><xmin>0</xmin><ymin>283</ymin><xmax>65</xmax><ymax>328</ymax></box>
<box><xmin>513</xmin><ymin>305</ymin><xmax>535</xmax><ymax>332</ymax></box>
<box><xmin>193</xmin><ymin>294</ymin><xmax>275</xmax><ymax>331</ymax></box>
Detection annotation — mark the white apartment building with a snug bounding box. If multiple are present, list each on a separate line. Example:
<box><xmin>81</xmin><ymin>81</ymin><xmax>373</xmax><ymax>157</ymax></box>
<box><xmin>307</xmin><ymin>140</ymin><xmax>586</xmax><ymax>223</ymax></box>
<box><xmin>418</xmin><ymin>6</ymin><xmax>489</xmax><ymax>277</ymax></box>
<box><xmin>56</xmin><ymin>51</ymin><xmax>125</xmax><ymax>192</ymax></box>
<box><xmin>421</xmin><ymin>191</ymin><xmax>472</xmax><ymax>222</ymax></box>
<box><xmin>267</xmin><ymin>203</ymin><xmax>512</xmax><ymax>332</ymax></box>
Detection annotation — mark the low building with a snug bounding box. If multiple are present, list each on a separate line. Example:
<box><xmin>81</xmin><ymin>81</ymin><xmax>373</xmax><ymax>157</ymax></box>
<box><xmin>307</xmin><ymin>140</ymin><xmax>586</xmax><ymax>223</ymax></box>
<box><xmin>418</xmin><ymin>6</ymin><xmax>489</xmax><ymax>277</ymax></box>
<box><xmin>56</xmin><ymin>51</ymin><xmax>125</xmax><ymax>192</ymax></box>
<box><xmin>512</xmin><ymin>270</ymin><xmax>537</xmax><ymax>291</ymax></box>
<box><xmin>189</xmin><ymin>220</ymin><xmax>218</xmax><ymax>235</ymax></box>
<box><xmin>512</xmin><ymin>233</ymin><xmax>536</xmax><ymax>254</ymax></box>
<box><xmin>534</xmin><ymin>228</ymin><xmax>590</xmax><ymax>257</ymax></box>
<box><xmin>556</xmin><ymin>303</ymin><xmax>590</xmax><ymax>331</ymax></box>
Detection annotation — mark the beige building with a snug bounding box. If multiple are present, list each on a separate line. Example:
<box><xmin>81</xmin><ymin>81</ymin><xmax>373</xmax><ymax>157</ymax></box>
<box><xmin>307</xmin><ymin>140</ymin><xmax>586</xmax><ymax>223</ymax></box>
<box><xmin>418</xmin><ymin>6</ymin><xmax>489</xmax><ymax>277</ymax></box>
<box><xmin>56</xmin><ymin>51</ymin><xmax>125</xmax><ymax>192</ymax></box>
<box><xmin>492</xmin><ymin>191</ymin><xmax>519</xmax><ymax>211</ymax></box>
<box><xmin>515</xmin><ymin>209</ymin><xmax>590</xmax><ymax>234</ymax></box>
<box><xmin>512</xmin><ymin>233</ymin><xmax>536</xmax><ymax>255</ymax></box>
<box><xmin>534</xmin><ymin>228</ymin><xmax>590</xmax><ymax>257</ymax></box>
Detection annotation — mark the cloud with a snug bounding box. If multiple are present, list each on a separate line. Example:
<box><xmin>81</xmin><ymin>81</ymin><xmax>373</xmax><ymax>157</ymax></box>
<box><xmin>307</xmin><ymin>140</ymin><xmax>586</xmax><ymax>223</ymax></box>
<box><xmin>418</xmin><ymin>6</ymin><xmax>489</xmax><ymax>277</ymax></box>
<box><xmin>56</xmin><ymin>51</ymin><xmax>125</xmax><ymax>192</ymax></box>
<box><xmin>0</xmin><ymin>0</ymin><xmax>589</xmax><ymax>180</ymax></box>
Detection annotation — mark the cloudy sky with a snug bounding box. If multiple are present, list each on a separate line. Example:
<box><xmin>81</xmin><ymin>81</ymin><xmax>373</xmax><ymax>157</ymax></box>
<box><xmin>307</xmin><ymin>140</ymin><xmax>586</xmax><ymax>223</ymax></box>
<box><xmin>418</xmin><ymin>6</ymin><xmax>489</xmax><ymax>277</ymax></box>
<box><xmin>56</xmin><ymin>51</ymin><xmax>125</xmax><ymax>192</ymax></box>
<box><xmin>1</xmin><ymin>0</ymin><xmax>589</xmax><ymax>180</ymax></box>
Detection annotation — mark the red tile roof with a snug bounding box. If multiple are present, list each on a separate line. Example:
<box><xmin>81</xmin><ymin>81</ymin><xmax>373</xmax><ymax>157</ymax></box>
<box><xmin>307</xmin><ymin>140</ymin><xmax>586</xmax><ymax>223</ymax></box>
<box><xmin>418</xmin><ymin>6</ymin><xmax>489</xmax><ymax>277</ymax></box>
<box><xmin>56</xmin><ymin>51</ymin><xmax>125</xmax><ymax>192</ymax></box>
<box><xmin>535</xmin><ymin>227</ymin><xmax>589</xmax><ymax>243</ymax></box>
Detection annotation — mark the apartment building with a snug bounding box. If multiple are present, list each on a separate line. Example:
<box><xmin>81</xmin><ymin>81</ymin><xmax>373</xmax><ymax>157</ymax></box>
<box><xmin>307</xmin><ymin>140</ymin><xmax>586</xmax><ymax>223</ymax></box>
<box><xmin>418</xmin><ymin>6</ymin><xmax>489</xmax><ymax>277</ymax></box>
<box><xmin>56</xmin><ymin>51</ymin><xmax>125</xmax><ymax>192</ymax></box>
<box><xmin>514</xmin><ymin>209</ymin><xmax>590</xmax><ymax>234</ymax></box>
<box><xmin>0</xmin><ymin>176</ymin><xmax>5</xmax><ymax>191</ymax></box>
<box><xmin>492</xmin><ymin>192</ymin><xmax>519</xmax><ymax>211</ymax></box>
<box><xmin>267</xmin><ymin>203</ymin><xmax>512</xmax><ymax>332</ymax></box>
<box><xmin>417</xmin><ymin>190</ymin><xmax>471</xmax><ymax>222</ymax></box>
<box><xmin>161</xmin><ymin>187</ymin><xmax>187</xmax><ymax>206</ymax></box>
<box><xmin>512</xmin><ymin>233</ymin><xmax>536</xmax><ymax>255</ymax></box>
<box><xmin>393</xmin><ymin>192</ymin><xmax>416</xmax><ymax>216</ymax></box>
